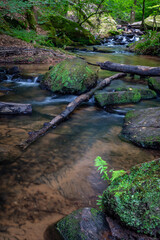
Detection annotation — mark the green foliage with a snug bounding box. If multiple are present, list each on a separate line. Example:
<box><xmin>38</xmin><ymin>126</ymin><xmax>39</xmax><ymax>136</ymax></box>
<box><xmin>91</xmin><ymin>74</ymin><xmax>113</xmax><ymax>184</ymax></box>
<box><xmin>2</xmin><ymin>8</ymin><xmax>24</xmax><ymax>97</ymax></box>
<box><xmin>94</xmin><ymin>156</ymin><xmax>126</xmax><ymax>208</ymax></box>
<box><xmin>102</xmin><ymin>159</ymin><xmax>160</xmax><ymax>236</ymax></box>
<box><xmin>5</xmin><ymin>28</ymin><xmax>54</xmax><ymax>47</ymax></box>
<box><xmin>132</xmin><ymin>31</ymin><xmax>160</xmax><ymax>56</ymax></box>
<box><xmin>95</xmin><ymin>156</ymin><xmax>126</xmax><ymax>182</ymax></box>
<box><xmin>94</xmin><ymin>156</ymin><xmax>109</xmax><ymax>180</ymax></box>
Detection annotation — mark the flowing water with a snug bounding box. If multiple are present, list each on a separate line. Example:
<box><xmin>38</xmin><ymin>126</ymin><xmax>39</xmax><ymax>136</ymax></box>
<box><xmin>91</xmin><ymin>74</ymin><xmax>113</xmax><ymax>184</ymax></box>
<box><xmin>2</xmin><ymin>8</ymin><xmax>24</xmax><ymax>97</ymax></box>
<box><xmin>0</xmin><ymin>45</ymin><xmax>160</xmax><ymax>240</ymax></box>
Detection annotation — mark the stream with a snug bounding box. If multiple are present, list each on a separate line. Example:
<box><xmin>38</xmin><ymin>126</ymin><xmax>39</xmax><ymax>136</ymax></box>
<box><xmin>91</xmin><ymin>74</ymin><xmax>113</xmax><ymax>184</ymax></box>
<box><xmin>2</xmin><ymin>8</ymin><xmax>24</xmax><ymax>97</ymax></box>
<box><xmin>0</xmin><ymin>43</ymin><xmax>160</xmax><ymax>240</ymax></box>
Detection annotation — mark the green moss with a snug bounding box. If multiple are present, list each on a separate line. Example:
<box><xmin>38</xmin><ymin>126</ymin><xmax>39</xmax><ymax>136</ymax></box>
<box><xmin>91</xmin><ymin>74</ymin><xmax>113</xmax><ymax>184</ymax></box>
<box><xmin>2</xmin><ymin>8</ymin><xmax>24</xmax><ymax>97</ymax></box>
<box><xmin>125</xmin><ymin>110</ymin><xmax>138</xmax><ymax>121</ymax></box>
<box><xmin>115</xmin><ymin>87</ymin><xmax>157</xmax><ymax>100</ymax></box>
<box><xmin>102</xmin><ymin>159</ymin><xmax>160</xmax><ymax>236</ymax></box>
<box><xmin>56</xmin><ymin>209</ymin><xmax>86</xmax><ymax>240</ymax></box>
<box><xmin>26</xmin><ymin>9</ymin><xmax>36</xmax><ymax>31</ymax></box>
<box><xmin>39</xmin><ymin>14</ymin><xmax>98</xmax><ymax>46</ymax></box>
<box><xmin>148</xmin><ymin>77</ymin><xmax>160</xmax><ymax>94</ymax></box>
<box><xmin>95</xmin><ymin>90</ymin><xmax>141</xmax><ymax>107</ymax></box>
<box><xmin>42</xmin><ymin>58</ymin><xmax>98</xmax><ymax>94</ymax></box>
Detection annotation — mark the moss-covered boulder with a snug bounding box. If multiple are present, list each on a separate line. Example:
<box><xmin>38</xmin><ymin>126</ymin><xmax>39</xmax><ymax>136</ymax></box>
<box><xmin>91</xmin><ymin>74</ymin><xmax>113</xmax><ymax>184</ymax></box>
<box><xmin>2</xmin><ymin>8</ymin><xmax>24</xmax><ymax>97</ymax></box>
<box><xmin>42</xmin><ymin>58</ymin><xmax>98</xmax><ymax>94</ymax></box>
<box><xmin>148</xmin><ymin>78</ymin><xmax>160</xmax><ymax>94</ymax></box>
<box><xmin>145</xmin><ymin>15</ymin><xmax>160</xmax><ymax>30</ymax></box>
<box><xmin>83</xmin><ymin>14</ymin><xmax>117</xmax><ymax>38</ymax></box>
<box><xmin>95</xmin><ymin>90</ymin><xmax>141</xmax><ymax>107</ymax></box>
<box><xmin>121</xmin><ymin>107</ymin><xmax>160</xmax><ymax>149</ymax></box>
<box><xmin>40</xmin><ymin>14</ymin><xmax>98</xmax><ymax>46</ymax></box>
<box><xmin>46</xmin><ymin>208</ymin><xmax>110</xmax><ymax>240</ymax></box>
<box><xmin>102</xmin><ymin>159</ymin><xmax>160</xmax><ymax>236</ymax></box>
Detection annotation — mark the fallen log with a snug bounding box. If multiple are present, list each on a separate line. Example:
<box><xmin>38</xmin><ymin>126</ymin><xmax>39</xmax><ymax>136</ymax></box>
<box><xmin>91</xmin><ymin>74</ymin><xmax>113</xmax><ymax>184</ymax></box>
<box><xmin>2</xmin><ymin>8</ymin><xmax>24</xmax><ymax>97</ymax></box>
<box><xmin>20</xmin><ymin>73</ymin><xmax>126</xmax><ymax>150</ymax></box>
<box><xmin>98</xmin><ymin>61</ymin><xmax>160</xmax><ymax>76</ymax></box>
<box><xmin>0</xmin><ymin>102</ymin><xmax>32</xmax><ymax>114</ymax></box>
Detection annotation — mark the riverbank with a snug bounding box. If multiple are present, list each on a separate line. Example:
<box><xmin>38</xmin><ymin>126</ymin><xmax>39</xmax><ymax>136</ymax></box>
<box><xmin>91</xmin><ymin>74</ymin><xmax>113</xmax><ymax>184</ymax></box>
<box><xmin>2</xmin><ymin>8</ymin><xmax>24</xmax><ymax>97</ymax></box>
<box><xmin>0</xmin><ymin>34</ymin><xmax>74</xmax><ymax>64</ymax></box>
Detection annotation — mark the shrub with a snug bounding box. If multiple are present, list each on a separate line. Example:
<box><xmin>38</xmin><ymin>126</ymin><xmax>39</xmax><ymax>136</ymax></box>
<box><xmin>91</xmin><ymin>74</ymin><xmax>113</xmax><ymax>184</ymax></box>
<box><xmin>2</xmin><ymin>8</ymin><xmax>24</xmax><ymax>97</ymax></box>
<box><xmin>131</xmin><ymin>31</ymin><xmax>160</xmax><ymax>56</ymax></box>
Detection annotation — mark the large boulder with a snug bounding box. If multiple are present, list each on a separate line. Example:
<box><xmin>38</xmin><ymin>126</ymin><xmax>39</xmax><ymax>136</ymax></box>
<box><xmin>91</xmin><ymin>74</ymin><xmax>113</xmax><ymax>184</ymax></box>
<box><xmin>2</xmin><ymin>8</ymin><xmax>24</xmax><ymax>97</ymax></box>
<box><xmin>94</xmin><ymin>89</ymin><xmax>141</xmax><ymax>107</ymax></box>
<box><xmin>148</xmin><ymin>77</ymin><xmax>160</xmax><ymax>94</ymax></box>
<box><xmin>84</xmin><ymin>14</ymin><xmax>117</xmax><ymax>38</ymax></box>
<box><xmin>145</xmin><ymin>15</ymin><xmax>160</xmax><ymax>30</ymax></box>
<box><xmin>44</xmin><ymin>208</ymin><xmax>110</xmax><ymax>240</ymax></box>
<box><xmin>102</xmin><ymin>159</ymin><xmax>160</xmax><ymax>236</ymax></box>
<box><xmin>121</xmin><ymin>107</ymin><xmax>160</xmax><ymax>149</ymax></box>
<box><xmin>40</xmin><ymin>14</ymin><xmax>98</xmax><ymax>46</ymax></box>
<box><xmin>41</xmin><ymin>58</ymin><xmax>98</xmax><ymax>94</ymax></box>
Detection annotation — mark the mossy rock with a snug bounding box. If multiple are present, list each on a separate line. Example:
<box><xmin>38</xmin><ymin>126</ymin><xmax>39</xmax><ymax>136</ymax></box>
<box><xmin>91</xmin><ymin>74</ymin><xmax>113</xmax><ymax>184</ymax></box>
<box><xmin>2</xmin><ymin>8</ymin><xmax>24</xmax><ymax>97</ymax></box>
<box><xmin>148</xmin><ymin>77</ymin><xmax>160</xmax><ymax>94</ymax></box>
<box><xmin>102</xmin><ymin>159</ymin><xmax>160</xmax><ymax>236</ymax></box>
<box><xmin>42</xmin><ymin>58</ymin><xmax>98</xmax><ymax>94</ymax></box>
<box><xmin>94</xmin><ymin>90</ymin><xmax>141</xmax><ymax>107</ymax></box>
<box><xmin>40</xmin><ymin>14</ymin><xmax>98</xmax><ymax>46</ymax></box>
<box><xmin>145</xmin><ymin>15</ymin><xmax>160</xmax><ymax>30</ymax></box>
<box><xmin>83</xmin><ymin>14</ymin><xmax>117</xmax><ymax>38</ymax></box>
<box><xmin>121</xmin><ymin>107</ymin><xmax>160</xmax><ymax>149</ymax></box>
<box><xmin>53</xmin><ymin>208</ymin><xmax>110</xmax><ymax>240</ymax></box>
<box><xmin>115</xmin><ymin>87</ymin><xmax>157</xmax><ymax>100</ymax></box>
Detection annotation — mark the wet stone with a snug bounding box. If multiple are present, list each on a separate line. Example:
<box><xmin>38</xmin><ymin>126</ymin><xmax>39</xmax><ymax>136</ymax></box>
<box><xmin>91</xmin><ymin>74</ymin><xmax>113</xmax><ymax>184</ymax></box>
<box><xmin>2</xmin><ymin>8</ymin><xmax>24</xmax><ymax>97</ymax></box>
<box><xmin>45</xmin><ymin>208</ymin><xmax>111</xmax><ymax>240</ymax></box>
<box><xmin>121</xmin><ymin>107</ymin><xmax>160</xmax><ymax>149</ymax></box>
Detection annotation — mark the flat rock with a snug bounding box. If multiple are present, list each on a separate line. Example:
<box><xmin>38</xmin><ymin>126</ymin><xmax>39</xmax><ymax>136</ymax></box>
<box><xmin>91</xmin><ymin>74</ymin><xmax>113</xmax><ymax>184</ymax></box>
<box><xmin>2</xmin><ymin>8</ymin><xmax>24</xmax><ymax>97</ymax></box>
<box><xmin>0</xmin><ymin>102</ymin><xmax>32</xmax><ymax>114</ymax></box>
<box><xmin>121</xmin><ymin>107</ymin><xmax>160</xmax><ymax>149</ymax></box>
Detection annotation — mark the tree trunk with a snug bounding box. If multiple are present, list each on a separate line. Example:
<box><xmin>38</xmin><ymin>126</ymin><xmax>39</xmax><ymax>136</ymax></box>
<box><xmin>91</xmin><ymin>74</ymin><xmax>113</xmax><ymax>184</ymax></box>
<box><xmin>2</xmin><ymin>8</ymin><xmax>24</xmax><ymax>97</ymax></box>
<box><xmin>0</xmin><ymin>102</ymin><xmax>32</xmax><ymax>114</ymax></box>
<box><xmin>141</xmin><ymin>0</ymin><xmax>146</xmax><ymax>30</ymax></box>
<box><xmin>98</xmin><ymin>61</ymin><xmax>160</xmax><ymax>76</ymax></box>
<box><xmin>20</xmin><ymin>73</ymin><xmax>126</xmax><ymax>150</ymax></box>
<box><xmin>130</xmin><ymin>0</ymin><xmax>137</xmax><ymax>23</ymax></box>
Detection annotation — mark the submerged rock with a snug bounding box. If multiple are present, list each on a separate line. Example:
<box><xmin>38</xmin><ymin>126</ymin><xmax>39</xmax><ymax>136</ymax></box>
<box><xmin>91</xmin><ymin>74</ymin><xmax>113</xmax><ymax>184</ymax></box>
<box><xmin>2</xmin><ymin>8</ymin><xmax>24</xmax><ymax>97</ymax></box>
<box><xmin>148</xmin><ymin>77</ymin><xmax>160</xmax><ymax>94</ymax></box>
<box><xmin>95</xmin><ymin>90</ymin><xmax>141</xmax><ymax>107</ymax></box>
<box><xmin>121</xmin><ymin>107</ymin><xmax>160</xmax><ymax>149</ymax></box>
<box><xmin>102</xmin><ymin>159</ymin><xmax>160</xmax><ymax>236</ymax></box>
<box><xmin>42</xmin><ymin>58</ymin><xmax>98</xmax><ymax>94</ymax></box>
<box><xmin>45</xmin><ymin>208</ymin><xmax>110</xmax><ymax>240</ymax></box>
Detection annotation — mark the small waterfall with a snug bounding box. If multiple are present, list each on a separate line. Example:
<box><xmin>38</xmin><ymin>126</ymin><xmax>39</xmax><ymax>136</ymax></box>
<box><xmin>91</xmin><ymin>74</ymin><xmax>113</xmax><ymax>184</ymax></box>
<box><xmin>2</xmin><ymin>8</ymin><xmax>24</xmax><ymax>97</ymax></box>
<box><xmin>6</xmin><ymin>75</ymin><xmax>13</xmax><ymax>81</ymax></box>
<box><xmin>33</xmin><ymin>76</ymin><xmax>39</xmax><ymax>83</ymax></box>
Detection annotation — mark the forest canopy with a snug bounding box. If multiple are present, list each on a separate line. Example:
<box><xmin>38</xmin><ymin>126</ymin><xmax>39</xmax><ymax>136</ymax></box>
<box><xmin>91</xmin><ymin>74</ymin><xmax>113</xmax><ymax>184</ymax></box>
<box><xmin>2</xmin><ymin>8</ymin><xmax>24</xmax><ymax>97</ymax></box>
<box><xmin>0</xmin><ymin>0</ymin><xmax>159</xmax><ymax>24</ymax></box>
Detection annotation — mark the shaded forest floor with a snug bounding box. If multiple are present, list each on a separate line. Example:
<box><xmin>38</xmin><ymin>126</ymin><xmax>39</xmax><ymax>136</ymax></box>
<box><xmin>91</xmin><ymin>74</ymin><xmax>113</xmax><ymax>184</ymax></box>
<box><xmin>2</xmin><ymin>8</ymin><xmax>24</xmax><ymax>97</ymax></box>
<box><xmin>0</xmin><ymin>35</ymin><xmax>74</xmax><ymax>64</ymax></box>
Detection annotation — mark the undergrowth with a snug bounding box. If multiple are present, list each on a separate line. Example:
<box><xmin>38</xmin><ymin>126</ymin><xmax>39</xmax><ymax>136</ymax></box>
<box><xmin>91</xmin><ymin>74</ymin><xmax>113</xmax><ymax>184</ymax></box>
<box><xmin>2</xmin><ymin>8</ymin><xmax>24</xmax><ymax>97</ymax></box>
<box><xmin>94</xmin><ymin>156</ymin><xmax>126</xmax><ymax>208</ymax></box>
<box><xmin>5</xmin><ymin>28</ymin><xmax>54</xmax><ymax>47</ymax></box>
<box><xmin>131</xmin><ymin>31</ymin><xmax>160</xmax><ymax>56</ymax></box>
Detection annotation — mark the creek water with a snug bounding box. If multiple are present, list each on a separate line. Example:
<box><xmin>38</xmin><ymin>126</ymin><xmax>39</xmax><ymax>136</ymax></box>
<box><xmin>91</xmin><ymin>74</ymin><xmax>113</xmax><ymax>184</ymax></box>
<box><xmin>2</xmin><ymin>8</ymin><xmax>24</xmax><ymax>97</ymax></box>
<box><xmin>0</xmin><ymin>45</ymin><xmax>160</xmax><ymax>240</ymax></box>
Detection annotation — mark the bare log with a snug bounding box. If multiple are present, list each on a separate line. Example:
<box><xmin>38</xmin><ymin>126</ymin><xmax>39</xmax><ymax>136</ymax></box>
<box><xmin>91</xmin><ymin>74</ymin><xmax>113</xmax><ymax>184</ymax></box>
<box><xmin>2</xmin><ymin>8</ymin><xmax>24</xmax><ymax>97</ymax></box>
<box><xmin>0</xmin><ymin>102</ymin><xmax>32</xmax><ymax>114</ymax></box>
<box><xmin>20</xmin><ymin>73</ymin><xmax>126</xmax><ymax>150</ymax></box>
<box><xmin>98</xmin><ymin>61</ymin><xmax>160</xmax><ymax>76</ymax></box>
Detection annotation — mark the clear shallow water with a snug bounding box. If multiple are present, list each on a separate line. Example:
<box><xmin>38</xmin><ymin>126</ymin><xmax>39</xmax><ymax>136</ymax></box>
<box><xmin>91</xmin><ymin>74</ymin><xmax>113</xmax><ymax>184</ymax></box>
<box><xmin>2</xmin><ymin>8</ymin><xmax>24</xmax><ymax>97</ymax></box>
<box><xmin>0</xmin><ymin>45</ymin><xmax>160</xmax><ymax>240</ymax></box>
